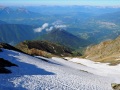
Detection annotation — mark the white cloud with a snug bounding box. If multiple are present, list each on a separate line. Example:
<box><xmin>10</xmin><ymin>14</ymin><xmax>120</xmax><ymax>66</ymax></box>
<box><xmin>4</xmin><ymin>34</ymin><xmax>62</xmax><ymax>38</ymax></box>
<box><xmin>34</xmin><ymin>28</ymin><xmax>43</xmax><ymax>33</ymax></box>
<box><xmin>34</xmin><ymin>21</ymin><xmax>68</xmax><ymax>33</ymax></box>
<box><xmin>54</xmin><ymin>25</ymin><xmax>67</xmax><ymax>29</ymax></box>
<box><xmin>46</xmin><ymin>26</ymin><xmax>54</xmax><ymax>32</ymax></box>
<box><xmin>51</xmin><ymin>20</ymin><xmax>68</xmax><ymax>30</ymax></box>
<box><xmin>34</xmin><ymin>23</ymin><xmax>49</xmax><ymax>33</ymax></box>
<box><xmin>42</xmin><ymin>23</ymin><xmax>49</xmax><ymax>29</ymax></box>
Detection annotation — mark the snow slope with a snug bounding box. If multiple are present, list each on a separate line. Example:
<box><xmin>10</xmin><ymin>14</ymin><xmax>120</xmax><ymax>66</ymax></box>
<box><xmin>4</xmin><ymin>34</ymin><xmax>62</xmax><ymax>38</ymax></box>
<box><xmin>0</xmin><ymin>49</ymin><xmax>116</xmax><ymax>90</ymax></box>
<box><xmin>68</xmin><ymin>58</ymin><xmax>120</xmax><ymax>83</ymax></box>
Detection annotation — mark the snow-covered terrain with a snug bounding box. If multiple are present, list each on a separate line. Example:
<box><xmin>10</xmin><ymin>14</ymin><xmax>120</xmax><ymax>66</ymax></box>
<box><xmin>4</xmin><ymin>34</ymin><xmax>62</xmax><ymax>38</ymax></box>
<box><xmin>0</xmin><ymin>49</ymin><xmax>119</xmax><ymax>90</ymax></box>
<box><xmin>69</xmin><ymin>58</ymin><xmax>120</xmax><ymax>82</ymax></box>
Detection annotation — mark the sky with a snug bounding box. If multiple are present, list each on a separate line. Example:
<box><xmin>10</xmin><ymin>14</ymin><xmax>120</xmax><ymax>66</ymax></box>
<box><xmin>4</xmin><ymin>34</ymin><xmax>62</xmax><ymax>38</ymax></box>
<box><xmin>0</xmin><ymin>0</ymin><xmax>120</xmax><ymax>6</ymax></box>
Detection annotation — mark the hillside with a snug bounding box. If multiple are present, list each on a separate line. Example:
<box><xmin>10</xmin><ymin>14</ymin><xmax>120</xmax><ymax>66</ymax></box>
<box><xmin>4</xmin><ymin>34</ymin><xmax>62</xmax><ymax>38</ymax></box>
<box><xmin>0</xmin><ymin>24</ymin><xmax>40</xmax><ymax>45</ymax></box>
<box><xmin>96</xmin><ymin>11</ymin><xmax>120</xmax><ymax>23</ymax></box>
<box><xmin>38</xmin><ymin>29</ymin><xmax>89</xmax><ymax>49</ymax></box>
<box><xmin>0</xmin><ymin>46</ymin><xmax>119</xmax><ymax>89</ymax></box>
<box><xmin>84</xmin><ymin>36</ymin><xmax>120</xmax><ymax>65</ymax></box>
<box><xmin>16</xmin><ymin>40</ymin><xmax>73</xmax><ymax>57</ymax></box>
<box><xmin>67</xmin><ymin>18</ymin><xmax>120</xmax><ymax>45</ymax></box>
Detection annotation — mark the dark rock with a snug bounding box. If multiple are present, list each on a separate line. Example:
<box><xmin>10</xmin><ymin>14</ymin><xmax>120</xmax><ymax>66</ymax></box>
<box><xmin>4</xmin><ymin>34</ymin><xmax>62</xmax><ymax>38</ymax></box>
<box><xmin>0</xmin><ymin>43</ymin><xmax>25</xmax><ymax>53</ymax></box>
<box><xmin>0</xmin><ymin>67</ymin><xmax>11</xmax><ymax>74</ymax></box>
<box><xmin>0</xmin><ymin>58</ymin><xmax>18</xmax><ymax>74</ymax></box>
<box><xmin>0</xmin><ymin>58</ymin><xmax>18</xmax><ymax>67</ymax></box>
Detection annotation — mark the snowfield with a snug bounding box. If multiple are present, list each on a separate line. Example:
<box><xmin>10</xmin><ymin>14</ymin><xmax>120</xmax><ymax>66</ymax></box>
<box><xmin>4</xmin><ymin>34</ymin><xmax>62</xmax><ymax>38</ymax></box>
<box><xmin>68</xmin><ymin>58</ymin><xmax>120</xmax><ymax>82</ymax></box>
<box><xmin>0</xmin><ymin>49</ymin><xmax>119</xmax><ymax>90</ymax></box>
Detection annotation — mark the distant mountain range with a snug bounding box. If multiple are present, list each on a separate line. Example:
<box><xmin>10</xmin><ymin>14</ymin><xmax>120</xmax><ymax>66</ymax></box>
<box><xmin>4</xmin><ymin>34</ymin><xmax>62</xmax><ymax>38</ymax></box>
<box><xmin>25</xmin><ymin>5</ymin><xmax>120</xmax><ymax>15</ymax></box>
<box><xmin>0</xmin><ymin>7</ymin><xmax>40</xmax><ymax>19</ymax></box>
<box><xmin>0</xmin><ymin>5</ymin><xmax>120</xmax><ymax>50</ymax></box>
<box><xmin>0</xmin><ymin>6</ymin><xmax>42</xmax><ymax>25</ymax></box>
<box><xmin>84</xmin><ymin>36</ymin><xmax>120</xmax><ymax>65</ymax></box>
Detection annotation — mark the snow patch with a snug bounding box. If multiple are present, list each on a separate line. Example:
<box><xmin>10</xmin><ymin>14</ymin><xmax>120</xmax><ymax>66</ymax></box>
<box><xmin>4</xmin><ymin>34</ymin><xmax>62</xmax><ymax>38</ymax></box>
<box><xmin>69</xmin><ymin>58</ymin><xmax>120</xmax><ymax>83</ymax></box>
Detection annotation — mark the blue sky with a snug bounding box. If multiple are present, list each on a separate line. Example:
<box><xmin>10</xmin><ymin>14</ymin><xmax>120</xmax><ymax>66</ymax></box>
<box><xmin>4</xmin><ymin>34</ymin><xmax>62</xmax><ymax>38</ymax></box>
<box><xmin>0</xmin><ymin>0</ymin><xmax>120</xmax><ymax>6</ymax></box>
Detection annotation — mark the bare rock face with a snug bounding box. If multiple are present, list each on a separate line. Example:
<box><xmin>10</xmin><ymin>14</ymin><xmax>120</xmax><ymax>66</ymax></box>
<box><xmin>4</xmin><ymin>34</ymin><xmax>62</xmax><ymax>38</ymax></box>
<box><xmin>111</xmin><ymin>83</ymin><xmax>120</xmax><ymax>90</ymax></box>
<box><xmin>0</xmin><ymin>43</ymin><xmax>23</xmax><ymax>52</ymax></box>
<box><xmin>84</xmin><ymin>36</ymin><xmax>120</xmax><ymax>65</ymax></box>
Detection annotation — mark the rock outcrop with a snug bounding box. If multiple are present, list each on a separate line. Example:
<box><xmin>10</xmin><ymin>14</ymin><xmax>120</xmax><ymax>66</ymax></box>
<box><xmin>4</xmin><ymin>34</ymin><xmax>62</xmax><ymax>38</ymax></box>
<box><xmin>111</xmin><ymin>83</ymin><xmax>120</xmax><ymax>90</ymax></box>
<box><xmin>16</xmin><ymin>40</ymin><xmax>73</xmax><ymax>57</ymax></box>
<box><xmin>84</xmin><ymin>36</ymin><xmax>120</xmax><ymax>65</ymax></box>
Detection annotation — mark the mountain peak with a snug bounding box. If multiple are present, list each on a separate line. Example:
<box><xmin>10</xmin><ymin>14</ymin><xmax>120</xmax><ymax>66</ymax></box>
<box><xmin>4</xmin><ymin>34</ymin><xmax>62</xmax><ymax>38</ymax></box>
<box><xmin>2</xmin><ymin>7</ymin><xmax>13</xmax><ymax>14</ymax></box>
<box><xmin>0</xmin><ymin>6</ymin><xmax>5</xmax><ymax>10</ymax></box>
<box><xmin>38</xmin><ymin>28</ymin><xmax>89</xmax><ymax>49</ymax></box>
<box><xmin>17</xmin><ymin>7</ymin><xmax>30</xmax><ymax>14</ymax></box>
